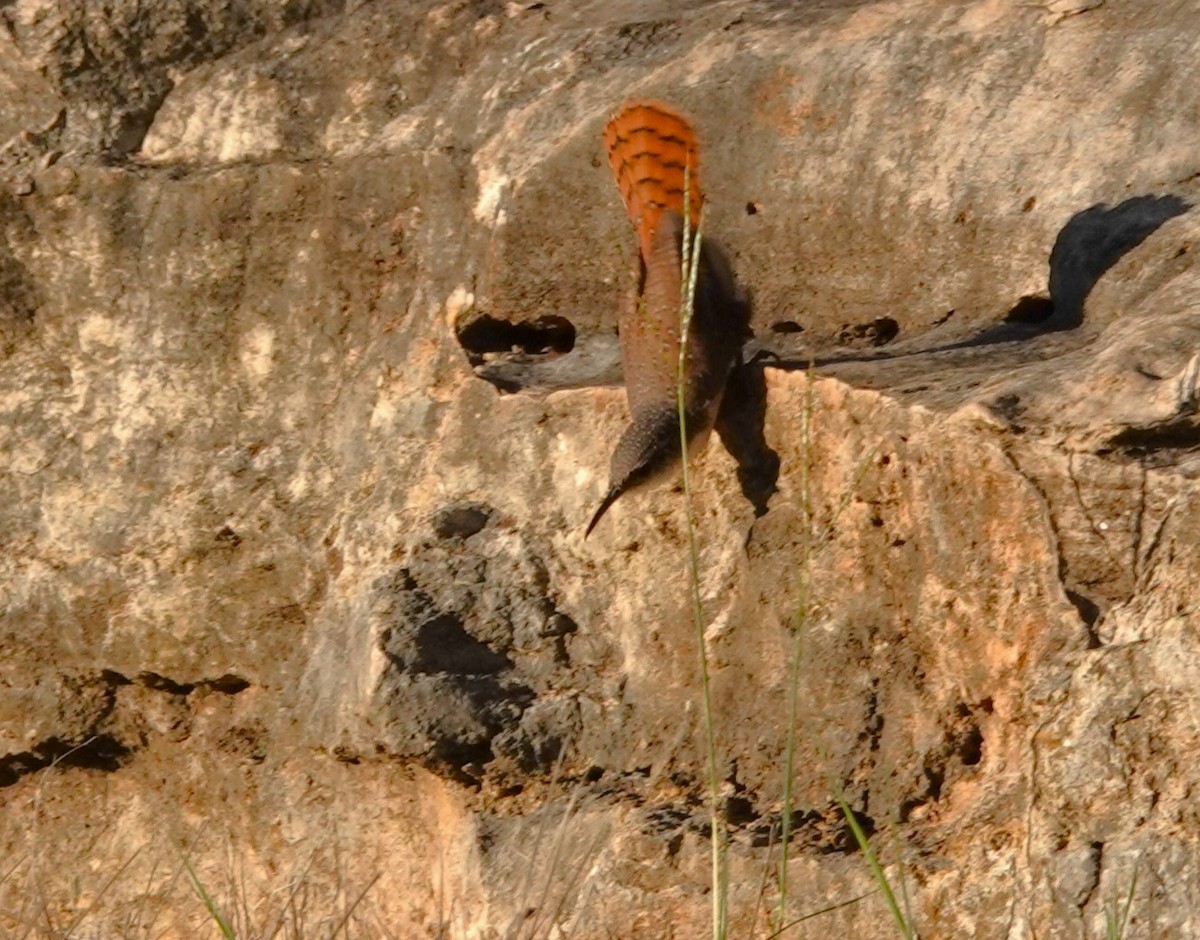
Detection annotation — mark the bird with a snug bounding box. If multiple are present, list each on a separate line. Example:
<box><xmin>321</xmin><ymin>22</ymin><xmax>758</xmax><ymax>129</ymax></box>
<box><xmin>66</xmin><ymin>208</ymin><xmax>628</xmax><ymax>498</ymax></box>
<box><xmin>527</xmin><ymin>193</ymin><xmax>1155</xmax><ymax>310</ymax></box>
<box><xmin>585</xmin><ymin>100</ymin><xmax>742</xmax><ymax>538</ymax></box>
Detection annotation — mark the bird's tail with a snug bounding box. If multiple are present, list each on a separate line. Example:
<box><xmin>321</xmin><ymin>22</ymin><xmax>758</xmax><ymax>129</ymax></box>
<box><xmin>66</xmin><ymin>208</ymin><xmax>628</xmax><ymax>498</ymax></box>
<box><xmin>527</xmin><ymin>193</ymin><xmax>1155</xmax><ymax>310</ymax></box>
<box><xmin>603</xmin><ymin>100</ymin><xmax>703</xmax><ymax>262</ymax></box>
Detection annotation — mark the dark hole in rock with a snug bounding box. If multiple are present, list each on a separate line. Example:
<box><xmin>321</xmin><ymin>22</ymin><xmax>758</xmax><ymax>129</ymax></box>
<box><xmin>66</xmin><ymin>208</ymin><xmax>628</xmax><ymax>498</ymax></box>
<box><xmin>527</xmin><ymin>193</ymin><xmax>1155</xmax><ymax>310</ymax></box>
<box><xmin>990</xmin><ymin>393</ymin><xmax>1025</xmax><ymax>423</ymax></box>
<box><xmin>43</xmin><ymin>735</ymin><xmax>131</xmax><ymax>773</ymax></box>
<box><xmin>924</xmin><ymin>763</ymin><xmax>945</xmax><ymax>801</ymax></box>
<box><xmin>1069</xmin><ymin>592</ymin><xmax>1103</xmax><ymax>648</ymax></box>
<box><xmin>113</xmin><ymin>86</ymin><xmax>172</xmax><ymax>156</ymax></box>
<box><xmin>745</xmin><ymin>201</ymin><xmax>759</xmax><ymax>215</ymax></box>
<box><xmin>770</xmin><ymin>320</ymin><xmax>803</xmax><ymax>334</ymax></box>
<box><xmin>958</xmin><ymin>725</ymin><xmax>984</xmax><ymax>766</ymax></box>
<box><xmin>456</xmin><ymin>314</ymin><xmax>575</xmax><ymax>365</ymax></box>
<box><xmin>725</xmin><ymin>795</ymin><xmax>759</xmax><ymax>827</ymax></box>
<box><xmin>433</xmin><ymin>504</ymin><xmax>492</xmax><ymax>539</ymax></box>
<box><xmin>1066</xmin><ymin>589</ymin><xmax>1102</xmax><ymax>633</ymax></box>
<box><xmin>1005</xmin><ymin>294</ymin><xmax>1056</xmax><ymax>324</ymax></box>
<box><xmin>0</xmin><ymin>757</ymin><xmax>34</xmax><ymax>787</ymax></box>
<box><xmin>433</xmin><ymin>739</ymin><xmax>494</xmax><ymax>778</ymax></box>
<box><xmin>139</xmin><ymin>671</ymin><xmax>193</xmax><ymax>695</ymax></box>
<box><xmin>541</xmin><ymin>612</ymin><xmax>578</xmax><ymax>637</ymax></box>
<box><xmin>414</xmin><ymin>615</ymin><xmax>511</xmax><ymax>675</ymax></box>
<box><xmin>869</xmin><ymin>317</ymin><xmax>899</xmax><ymax>345</ymax></box>
<box><xmin>201</xmin><ymin>674</ymin><xmax>251</xmax><ymax>695</ymax></box>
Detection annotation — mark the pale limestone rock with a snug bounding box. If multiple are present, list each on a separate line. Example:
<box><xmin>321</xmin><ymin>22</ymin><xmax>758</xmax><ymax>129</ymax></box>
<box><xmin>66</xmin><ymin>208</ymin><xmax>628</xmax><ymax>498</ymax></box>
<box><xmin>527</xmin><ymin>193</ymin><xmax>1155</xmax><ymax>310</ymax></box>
<box><xmin>1</xmin><ymin>1</ymin><xmax>1199</xmax><ymax>937</ymax></box>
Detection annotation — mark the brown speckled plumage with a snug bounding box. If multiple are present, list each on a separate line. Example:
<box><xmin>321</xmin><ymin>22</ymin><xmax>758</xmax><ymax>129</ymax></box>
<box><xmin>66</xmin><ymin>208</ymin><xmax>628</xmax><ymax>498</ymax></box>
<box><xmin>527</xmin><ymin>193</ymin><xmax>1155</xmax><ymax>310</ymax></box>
<box><xmin>586</xmin><ymin>100</ymin><xmax>741</xmax><ymax>537</ymax></box>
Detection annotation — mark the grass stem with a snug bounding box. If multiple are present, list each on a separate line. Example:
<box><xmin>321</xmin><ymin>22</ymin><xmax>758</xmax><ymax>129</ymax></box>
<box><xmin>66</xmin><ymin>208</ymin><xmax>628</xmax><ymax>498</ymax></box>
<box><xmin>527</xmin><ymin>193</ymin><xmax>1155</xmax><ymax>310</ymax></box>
<box><xmin>776</xmin><ymin>366</ymin><xmax>816</xmax><ymax>929</ymax></box>
<box><xmin>835</xmin><ymin>795</ymin><xmax>915</xmax><ymax>940</ymax></box>
<box><xmin>677</xmin><ymin>166</ymin><xmax>727</xmax><ymax>940</ymax></box>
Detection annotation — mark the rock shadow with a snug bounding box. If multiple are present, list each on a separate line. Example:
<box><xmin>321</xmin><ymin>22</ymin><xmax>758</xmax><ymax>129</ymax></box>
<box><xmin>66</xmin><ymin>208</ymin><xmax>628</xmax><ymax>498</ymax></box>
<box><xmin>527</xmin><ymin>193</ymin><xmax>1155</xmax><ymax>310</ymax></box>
<box><xmin>703</xmin><ymin>237</ymin><xmax>779</xmax><ymax>517</ymax></box>
<box><xmin>760</xmin><ymin>193</ymin><xmax>1192</xmax><ymax>371</ymax></box>
<box><xmin>715</xmin><ymin>344</ymin><xmax>779</xmax><ymax>518</ymax></box>
<box><xmin>1046</xmin><ymin>193</ymin><xmax>1191</xmax><ymax>328</ymax></box>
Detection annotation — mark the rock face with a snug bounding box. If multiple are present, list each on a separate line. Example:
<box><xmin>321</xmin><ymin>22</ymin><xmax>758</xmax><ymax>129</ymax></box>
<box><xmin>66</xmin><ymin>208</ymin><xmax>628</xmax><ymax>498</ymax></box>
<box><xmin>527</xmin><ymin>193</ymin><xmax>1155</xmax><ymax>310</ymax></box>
<box><xmin>2</xmin><ymin>0</ymin><xmax>1199</xmax><ymax>936</ymax></box>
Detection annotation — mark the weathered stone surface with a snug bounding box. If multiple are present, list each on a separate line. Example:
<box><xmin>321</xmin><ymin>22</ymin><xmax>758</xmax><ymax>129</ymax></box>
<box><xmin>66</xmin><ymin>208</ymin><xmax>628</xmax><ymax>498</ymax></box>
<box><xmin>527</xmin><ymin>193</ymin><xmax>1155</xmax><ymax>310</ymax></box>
<box><xmin>1</xmin><ymin>0</ymin><xmax>1199</xmax><ymax>936</ymax></box>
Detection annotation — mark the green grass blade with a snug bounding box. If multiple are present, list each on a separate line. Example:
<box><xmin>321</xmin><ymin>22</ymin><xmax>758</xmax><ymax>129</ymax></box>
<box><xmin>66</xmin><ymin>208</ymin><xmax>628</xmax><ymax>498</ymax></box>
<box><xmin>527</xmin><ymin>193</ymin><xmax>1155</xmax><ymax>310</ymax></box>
<box><xmin>777</xmin><ymin>367</ymin><xmax>817</xmax><ymax>925</ymax></box>
<box><xmin>763</xmin><ymin>889</ymin><xmax>876</xmax><ymax>939</ymax></box>
<box><xmin>676</xmin><ymin>163</ymin><xmax>726</xmax><ymax>940</ymax></box>
<box><xmin>180</xmin><ymin>851</ymin><xmax>236</xmax><ymax>940</ymax></box>
<box><xmin>1106</xmin><ymin>855</ymin><xmax>1139</xmax><ymax>940</ymax></box>
<box><xmin>835</xmin><ymin>796</ymin><xmax>915</xmax><ymax>940</ymax></box>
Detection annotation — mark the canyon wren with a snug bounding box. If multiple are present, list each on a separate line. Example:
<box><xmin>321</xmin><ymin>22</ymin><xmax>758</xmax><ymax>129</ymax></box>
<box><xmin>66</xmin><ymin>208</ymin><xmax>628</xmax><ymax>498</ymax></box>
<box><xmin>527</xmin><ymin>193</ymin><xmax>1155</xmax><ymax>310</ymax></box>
<box><xmin>585</xmin><ymin>100</ymin><xmax>742</xmax><ymax>537</ymax></box>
